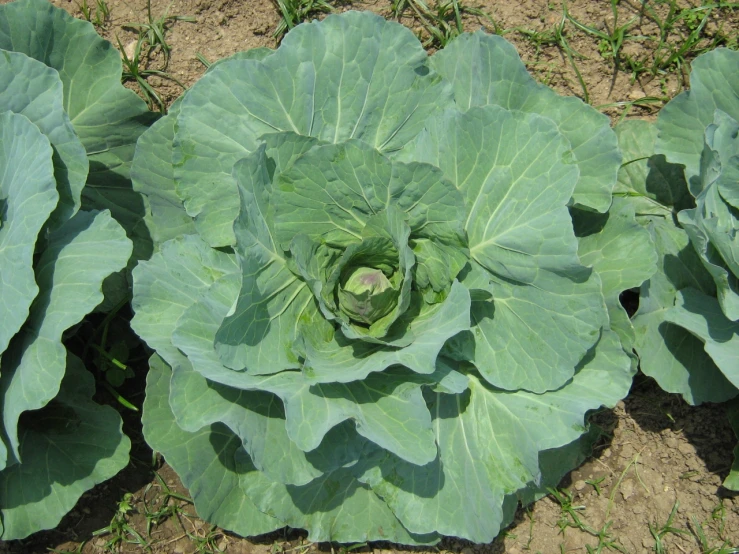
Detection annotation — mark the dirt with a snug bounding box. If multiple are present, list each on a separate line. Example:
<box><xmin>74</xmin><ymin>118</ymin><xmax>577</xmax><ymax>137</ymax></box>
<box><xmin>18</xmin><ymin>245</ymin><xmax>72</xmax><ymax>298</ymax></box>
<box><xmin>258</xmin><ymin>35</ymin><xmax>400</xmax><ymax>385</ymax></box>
<box><xmin>2</xmin><ymin>0</ymin><xmax>739</xmax><ymax>552</ymax></box>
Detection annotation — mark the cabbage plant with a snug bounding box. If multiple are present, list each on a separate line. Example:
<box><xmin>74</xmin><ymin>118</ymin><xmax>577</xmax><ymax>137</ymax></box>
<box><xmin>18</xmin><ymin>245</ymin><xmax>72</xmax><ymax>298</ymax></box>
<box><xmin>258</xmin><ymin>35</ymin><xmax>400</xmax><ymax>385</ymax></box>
<box><xmin>132</xmin><ymin>12</ymin><xmax>652</xmax><ymax>543</ymax></box>
<box><xmin>618</xmin><ymin>48</ymin><xmax>739</xmax><ymax>489</ymax></box>
<box><xmin>0</xmin><ymin>0</ymin><xmax>151</xmax><ymax>539</ymax></box>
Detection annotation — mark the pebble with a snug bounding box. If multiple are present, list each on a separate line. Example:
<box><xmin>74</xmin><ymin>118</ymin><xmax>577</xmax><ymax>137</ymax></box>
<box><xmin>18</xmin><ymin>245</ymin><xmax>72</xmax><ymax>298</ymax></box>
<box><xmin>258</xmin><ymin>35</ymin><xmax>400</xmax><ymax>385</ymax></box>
<box><xmin>620</xmin><ymin>479</ymin><xmax>635</xmax><ymax>500</ymax></box>
<box><xmin>574</xmin><ymin>479</ymin><xmax>586</xmax><ymax>491</ymax></box>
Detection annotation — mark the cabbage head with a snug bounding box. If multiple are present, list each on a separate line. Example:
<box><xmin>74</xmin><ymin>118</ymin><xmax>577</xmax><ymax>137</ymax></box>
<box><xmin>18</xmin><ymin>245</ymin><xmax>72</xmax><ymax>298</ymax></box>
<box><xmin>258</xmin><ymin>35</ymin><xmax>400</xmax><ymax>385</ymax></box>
<box><xmin>132</xmin><ymin>12</ymin><xmax>651</xmax><ymax>543</ymax></box>
<box><xmin>620</xmin><ymin>48</ymin><xmax>739</xmax><ymax>490</ymax></box>
<box><xmin>0</xmin><ymin>0</ymin><xmax>140</xmax><ymax>538</ymax></box>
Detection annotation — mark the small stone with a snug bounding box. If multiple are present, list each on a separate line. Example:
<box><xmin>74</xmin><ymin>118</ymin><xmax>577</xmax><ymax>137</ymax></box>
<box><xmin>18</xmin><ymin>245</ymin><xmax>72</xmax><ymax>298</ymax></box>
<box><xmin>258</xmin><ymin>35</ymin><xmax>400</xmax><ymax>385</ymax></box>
<box><xmin>620</xmin><ymin>479</ymin><xmax>635</xmax><ymax>500</ymax></box>
<box><xmin>678</xmin><ymin>442</ymin><xmax>695</xmax><ymax>455</ymax></box>
<box><xmin>574</xmin><ymin>479</ymin><xmax>587</xmax><ymax>491</ymax></box>
<box><xmin>603</xmin><ymin>448</ymin><xmax>612</xmax><ymax>458</ymax></box>
<box><xmin>665</xmin><ymin>437</ymin><xmax>678</xmax><ymax>449</ymax></box>
<box><xmin>123</xmin><ymin>40</ymin><xmax>137</xmax><ymax>61</ymax></box>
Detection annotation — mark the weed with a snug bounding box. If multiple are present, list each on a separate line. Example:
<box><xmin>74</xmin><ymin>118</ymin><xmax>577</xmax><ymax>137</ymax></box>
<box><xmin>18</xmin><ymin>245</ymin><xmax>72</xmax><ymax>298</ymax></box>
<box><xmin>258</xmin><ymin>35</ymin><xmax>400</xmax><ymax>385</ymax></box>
<box><xmin>649</xmin><ymin>500</ymin><xmax>690</xmax><ymax>554</ymax></box>
<box><xmin>124</xmin><ymin>0</ymin><xmax>196</xmax><ymax>66</ymax></box>
<box><xmin>273</xmin><ymin>0</ymin><xmax>333</xmax><ymax>40</ymax></box>
<box><xmin>391</xmin><ymin>0</ymin><xmax>501</xmax><ymax>48</ymax></box>
<box><xmin>78</xmin><ymin>0</ymin><xmax>110</xmax><ymax>28</ymax></box>
<box><xmin>585</xmin><ymin>476</ymin><xmax>607</xmax><ymax>496</ymax></box>
<box><xmin>547</xmin><ymin>488</ymin><xmax>627</xmax><ymax>553</ymax></box>
<box><xmin>516</xmin><ymin>3</ymin><xmax>590</xmax><ymax>103</ymax></box>
<box><xmin>117</xmin><ymin>33</ymin><xmax>186</xmax><ymax>112</ymax></box>
<box><xmin>687</xmin><ymin>500</ymin><xmax>739</xmax><ymax>554</ymax></box>
<box><xmin>93</xmin><ymin>493</ymin><xmax>151</xmax><ymax>552</ymax></box>
<box><xmin>566</xmin><ymin>0</ymin><xmax>646</xmax><ymax>71</ymax></box>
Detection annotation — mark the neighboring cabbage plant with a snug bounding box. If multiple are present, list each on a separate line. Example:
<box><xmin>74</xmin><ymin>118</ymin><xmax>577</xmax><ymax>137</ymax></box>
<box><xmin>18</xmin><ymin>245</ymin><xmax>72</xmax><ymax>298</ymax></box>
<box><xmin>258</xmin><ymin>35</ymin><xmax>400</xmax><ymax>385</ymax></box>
<box><xmin>617</xmin><ymin>48</ymin><xmax>739</xmax><ymax>489</ymax></box>
<box><xmin>0</xmin><ymin>0</ymin><xmax>153</xmax><ymax>539</ymax></box>
<box><xmin>0</xmin><ymin>0</ymin><xmax>156</xmax><ymax>267</ymax></box>
<box><xmin>132</xmin><ymin>12</ymin><xmax>652</xmax><ymax>543</ymax></box>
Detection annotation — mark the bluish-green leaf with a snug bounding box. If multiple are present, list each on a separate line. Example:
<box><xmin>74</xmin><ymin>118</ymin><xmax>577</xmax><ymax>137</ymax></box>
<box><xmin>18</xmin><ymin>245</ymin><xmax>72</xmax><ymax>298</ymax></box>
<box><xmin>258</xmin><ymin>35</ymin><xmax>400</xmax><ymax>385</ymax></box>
<box><xmin>429</xmin><ymin>31</ymin><xmax>620</xmax><ymax>212</ymax></box>
<box><xmin>131</xmin><ymin>99</ymin><xmax>195</xmax><ymax>246</ymax></box>
<box><xmin>0</xmin><ymin>112</ymin><xmax>58</xmax><ymax>356</ymax></box>
<box><xmin>402</xmin><ymin>105</ymin><xmax>585</xmax><ymax>284</ymax></box>
<box><xmin>142</xmin><ymin>355</ymin><xmax>284</xmax><ymax>537</ymax></box>
<box><xmin>358</xmin><ymin>330</ymin><xmax>632</xmax><ymax>543</ymax></box>
<box><xmin>576</xmin><ymin>198</ymin><xmax>658</xmax><ymax>350</ymax></box>
<box><xmin>633</xmin><ymin>218</ymin><xmax>737</xmax><ymax>404</ymax></box>
<box><xmin>613</xmin><ymin>120</ymin><xmax>691</xmax><ymax>216</ymax></box>
<box><xmin>236</xmin><ymin>445</ymin><xmax>437</xmax><ymax>545</ymax></box>
<box><xmin>665</xmin><ymin>288</ymin><xmax>739</xmax><ymax>388</ymax></box>
<box><xmin>173</xmin><ymin>11</ymin><xmax>450</xmax><ymax>246</ymax></box>
<box><xmin>0</xmin><ymin>0</ymin><xmax>155</xmax><ymax>260</ymax></box>
<box><xmin>655</xmin><ymin>48</ymin><xmax>739</xmax><ymax>184</ymax></box>
<box><xmin>213</xmin><ymin>146</ymin><xmax>312</xmax><ymax>373</ymax></box>
<box><xmin>1</xmin><ymin>210</ymin><xmax>131</xmax><ymax>463</ymax></box>
<box><xmin>0</xmin><ymin>354</ymin><xmax>129</xmax><ymax>540</ymax></box>
<box><xmin>0</xmin><ymin>50</ymin><xmax>86</xmax><ymax>230</ymax></box>
<box><xmin>460</xmin><ymin>266</ymin><xmax>607</xmax><ymax>392</ymax></box>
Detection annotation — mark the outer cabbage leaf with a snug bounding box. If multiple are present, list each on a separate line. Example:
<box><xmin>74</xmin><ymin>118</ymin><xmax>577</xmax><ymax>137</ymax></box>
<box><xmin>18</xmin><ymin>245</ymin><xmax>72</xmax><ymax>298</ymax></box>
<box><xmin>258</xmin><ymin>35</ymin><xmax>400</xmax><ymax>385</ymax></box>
<box><xmin>129</xmin><ymin>50</ymin><xmax>274</xmax><ymax>248</ymax></box>
<box><xmin>402</xmin><ymin>105</ymin><xmax>607</xmax><ymax>392</ymax></box>
<box><xmin>677</xmin><ymin>111</ymin><xmax>739</xmax><ymax>320</ymax></box>
<box><xmin>655</xmin><ymin>48</ymin><xmax>739</xmax><ymax>184</ymax></box>
<box><xmin>0</xmin><ymin>50</ymin><xmax>86</xmax><ymax>230</ymax></box>
<box><xmin>574</xmin><ymin>198</ymin><xmax>658</xmax><ymax>351</ymax></box>
<box><xmin>665</xmin><ymin>288</ymin><xmax>739</xmax><ymax>388</ymax></box>
<box><xmin>143</xmin><ymin>355</ymin><xmax>284</xmax><ymax>537</ymax></box>
<box><xmin>0</xmin><ymin>112</ymin><xmax>58</xmax><ymax>357</ymax></box>
<box><xmin>0</xmin><ymin>0</ymin><xmax>155</xmax><ymax>260</ymax></box>
<box><xmin>428</xmin><ymin>31</ymin><xmax>620</xmax><ymax>213</ymax></box>
<box><xmin>357</xmin><ymin>331</ymin><xmax>633</xmax><ymax>543</ymax></box>
<box><xmin>615</xmin><ymin>118</ymin><xmax>737</xmax><ymax>404</ymax></box>
<box><xmin>236</xmin><ymin>444</ymin><xmax>438</xmax><ymax>545</ymax></box>
<box><xmin>0</xmin><ymin>355</ymin><xmax>130</xmax><ymax>540</ymax></box>
<box><xmin>1</xmin><ymin>210</ymin><xmax>132</xmax><ymax>464</ymax></box>
<box><xmin>172</xmin><ymin>11</ymin><xmax>451</xmax><ymax>246</ymax></box>
<box><xmin>145</xmin><ymin>352</ymin><xmax>439</xmax><ymax>545</ymax></box>
<box><xmin>633</xmin><ymin>217</ymin><xmax>737</xmax><ymax>404</ymax></box>
<box><xmin>130</xmin><ymin>98</ymin><xmax>195</xmax><ymax>247</ymax></box>
<box><xmin>614</xmin><ymin>120</ymin><xmax>691</xmax><ymax>216</ymax></box>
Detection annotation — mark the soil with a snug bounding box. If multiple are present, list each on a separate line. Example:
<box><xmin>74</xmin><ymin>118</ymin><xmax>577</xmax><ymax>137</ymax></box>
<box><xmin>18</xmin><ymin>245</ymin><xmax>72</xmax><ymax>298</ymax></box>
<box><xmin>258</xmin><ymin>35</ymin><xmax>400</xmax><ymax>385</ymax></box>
<box><xmin>1</xmin><ymin>0</ymin><xmax>739</xmax><ymax>553</ymax></box>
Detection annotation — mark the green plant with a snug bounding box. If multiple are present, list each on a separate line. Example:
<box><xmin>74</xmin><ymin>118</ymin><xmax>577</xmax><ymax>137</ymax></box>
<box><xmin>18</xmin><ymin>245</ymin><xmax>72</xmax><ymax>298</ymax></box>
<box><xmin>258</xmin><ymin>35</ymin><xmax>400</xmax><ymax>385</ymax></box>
<box><xmin>118</xmin><ymin>34</ymin><xmax>186</xmax><ymax>112</ymax></box>
<box><xmin>548</xmin><ymin>488</ymin><xmax>626</xmax><ymax>553</ymax></box>
<box><xmin>272</xmin><ymin>0</ymin><xmax>333</xmax><ymax>39</ymax></box>
<box><xmin>616</xmin><ymin>48</ymin><xmax>739</xmax><ymax>490</ymax></box>
<box><xmin>93</xmin><ymin>493</ymin><xmax>151</xmax><ymax>552</ymax></box>
<box><xmin>516</xmin><ymin>3</ymin><xmax>591</xmax><ymax>102</ymax></box>
<box><xmin>391</xmin><ymin>0</ymin><xmax>500</xmax><ymax>48</ymax></box>
<box><xmin>130</xmin><ymin>11</ymin><xmax>647</xmax><ymax>544</ymax></box>
<box><xmin>649</xmin><ymin>500</ymin><xmax>690</xmax><ymax>554</ymax></box>
<box><xmin>566</xmin><ymin>0</ymin><xmax>643</xmax><ymax>70</ymax></box>
<box><xmin>0</xmin><ymin>0</ymin><xmax>159</xmax><ymax>539</ymax></box>
<box><xmin>124</xmin><ymin>0</ymin><xmax>196</xmax><ymax>66</ymax></box>
<box><xmin>78</xmin><ymin>0</ymin><xmax>110</xmax><ymax>28</ymax></box>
